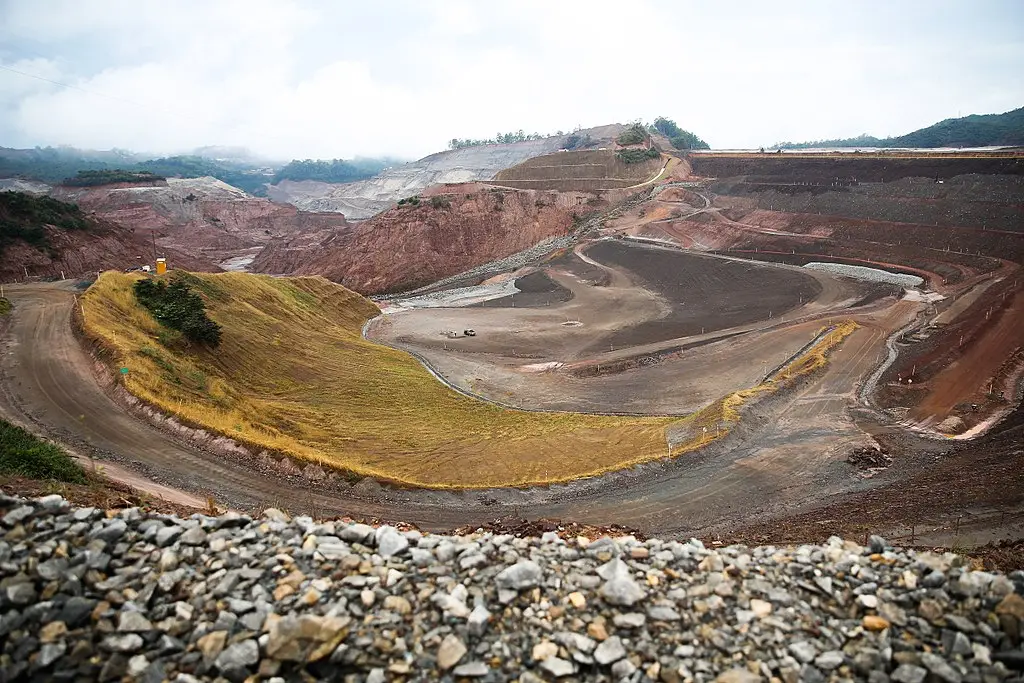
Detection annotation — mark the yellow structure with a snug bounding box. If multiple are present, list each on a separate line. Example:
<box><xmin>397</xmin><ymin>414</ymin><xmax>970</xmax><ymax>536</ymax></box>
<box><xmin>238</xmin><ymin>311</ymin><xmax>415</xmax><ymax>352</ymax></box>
<box><xmin>155</xmin><ymin>258</ymin><xmax>167</xmax><ymax>275</ymax></box>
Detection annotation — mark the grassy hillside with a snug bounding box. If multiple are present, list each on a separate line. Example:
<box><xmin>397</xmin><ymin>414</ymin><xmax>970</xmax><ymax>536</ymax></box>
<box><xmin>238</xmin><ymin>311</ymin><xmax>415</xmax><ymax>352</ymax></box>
<box><xmin>82</xmin><ymin>272</ymin><xmax>680</xmax><ymax>488</ymax></box>
<box><xmin>493</xmin><ymin>149</ymin><xmax>665</xmax><ymax>191</ymax></box>
<box><xmin>776</xmin><ymin>106</ymin><xmax>1024</xmax><ymax>149</ymax></box>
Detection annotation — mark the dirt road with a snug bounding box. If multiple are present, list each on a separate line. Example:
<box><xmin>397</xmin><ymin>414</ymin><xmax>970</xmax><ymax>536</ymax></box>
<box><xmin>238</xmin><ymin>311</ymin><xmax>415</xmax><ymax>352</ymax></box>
<box><xmin>0</xmin><ymin>279</ymin><xmax>928</xmax><ymax>537</ymax></box>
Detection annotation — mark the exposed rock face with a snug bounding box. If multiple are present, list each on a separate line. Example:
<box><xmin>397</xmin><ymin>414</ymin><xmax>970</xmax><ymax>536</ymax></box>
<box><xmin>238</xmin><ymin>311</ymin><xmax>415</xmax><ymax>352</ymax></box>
<box><xmin>252</xmin><ymin>189</ymin><xmax>584</xmax><ymax>294</ymax></box>
<box><xmin>51</xmin><ymin>177</ymin><xmax>351</xmax><ymax>268</ymax></box>
<box><xmin>265</xmin><ymin>125</ymin><xmax>627</xmax><ymax>220</ymax></box>
<box><xmin>0</xmin><ymin>220</ymin><xmax>217</xmax><ymax>282</ymax></box>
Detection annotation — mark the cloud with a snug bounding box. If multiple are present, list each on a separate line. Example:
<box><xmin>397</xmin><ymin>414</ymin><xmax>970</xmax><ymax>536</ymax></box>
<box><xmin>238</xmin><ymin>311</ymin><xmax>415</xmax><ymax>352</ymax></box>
<box><xmin>1</xmin><ymin>0</ymin><xmax>1022</xmax><ymax>158</ymax></box>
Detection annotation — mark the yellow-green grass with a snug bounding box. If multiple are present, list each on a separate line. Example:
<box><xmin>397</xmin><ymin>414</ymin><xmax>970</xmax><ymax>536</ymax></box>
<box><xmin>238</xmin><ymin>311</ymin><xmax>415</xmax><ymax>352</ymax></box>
<box><xmin>82</xmin><ymin>271</ymin><xmax>680</xmax><ymax>488</ymax></box>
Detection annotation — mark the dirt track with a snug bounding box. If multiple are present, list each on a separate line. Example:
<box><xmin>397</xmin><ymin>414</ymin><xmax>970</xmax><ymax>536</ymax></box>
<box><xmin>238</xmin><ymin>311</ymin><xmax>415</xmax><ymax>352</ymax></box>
<box><xmin>1</xmin><ymin>279</ymin><xmax>931</xmax><ymax>536</ymax></box>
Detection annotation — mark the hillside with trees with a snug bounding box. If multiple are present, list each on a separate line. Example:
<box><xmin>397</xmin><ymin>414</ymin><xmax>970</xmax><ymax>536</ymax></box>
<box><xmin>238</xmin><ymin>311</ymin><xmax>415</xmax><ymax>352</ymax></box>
<box><xmin>650</xmin><ymin>117</ymin><xmax>710</xmax><ymax>150</ymax></box>
<box><xmin>0</xmin><ymin>191</ymin><xmax>90</xmax><ymax>255</ymax></box>
<box><xmin>271</xmin><ymin>158</ymin><xmax>395</xmax><ymax>184</ymax></box>
<box><xmin>775</xmin><ymin>107</ymin><xmax>1024</xmax><ymax>149</ymax></box>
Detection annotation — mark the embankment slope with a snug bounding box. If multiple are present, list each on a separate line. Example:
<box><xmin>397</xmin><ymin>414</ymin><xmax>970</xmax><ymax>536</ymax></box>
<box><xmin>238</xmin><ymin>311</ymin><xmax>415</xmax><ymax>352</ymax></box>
<box><xmin>81</xmin><ymin>271</ymin><xmax>676</xmax><ymax>488</ymax></box>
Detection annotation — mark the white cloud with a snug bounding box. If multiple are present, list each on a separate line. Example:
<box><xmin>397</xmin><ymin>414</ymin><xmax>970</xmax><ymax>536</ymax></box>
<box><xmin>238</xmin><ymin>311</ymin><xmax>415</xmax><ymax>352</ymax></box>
<box><xmin>1</xmin><ymin>0</ymin><xmax>1021</xmax><ymax>158</ymax></box>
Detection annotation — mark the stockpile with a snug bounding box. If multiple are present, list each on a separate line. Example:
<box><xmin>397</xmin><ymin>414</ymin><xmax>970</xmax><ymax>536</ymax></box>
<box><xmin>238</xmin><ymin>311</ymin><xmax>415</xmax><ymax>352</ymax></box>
<box><xmin>2</xmin><ymin>494</ymin><xmax>1023</xmax><ymax>682</ymax></box>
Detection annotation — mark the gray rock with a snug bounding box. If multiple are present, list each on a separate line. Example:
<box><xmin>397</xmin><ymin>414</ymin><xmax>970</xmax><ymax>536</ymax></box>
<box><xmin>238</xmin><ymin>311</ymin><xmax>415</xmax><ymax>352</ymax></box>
<box><xmin>594</xmin><ymin>636</ymin><xmax>626</xmax><ymax>665</ymax></box>
<box><xmin>339</xmin><ymin>523</ymin><xmax>375</xmax><ymax>544</ymax></box>
<box><xmin>3</xmin><ymin>505</ymin><xmax>33</xmax><ymax>525</ymax></box>
<box><xmin>647</xmin><ymin>605</ymin><xmax>681</xmax><ymax>621</ymax></box>
<box><xmin>376</xmin><ymin>527</ymin><xmax>409</xmax><ymax>557</ymax></box>
<box><xmin>467</xmin><ymin>603</ymin><xmax>490</xmax><ymax>637</ymax></box>
<box><xmin>868</xmin><ymin>535</ymin><xmax>888</xmax><ymax>553</ymax></box>
<box><xmin>37</xmin><ymin>641</ymin><xmax>66</xmax><ymax>668</ymax></box>
<box><xmin>452</xmin><ymin>661</ymin><xmax>489</xmax><ymax>677</ymax></box>
<box><xmin>118</xmin><ymin>610</ymin><xmax>153</xmax><ymax>632</ymax></box>
<box><xmin>215</xmin><ymin>639</ymin><xmax>259</xmax><ymax>672</ymax></box>
<box><xmin>788</xmin><ymin>641</ymin><xmax>818</xmax><ymax>663</ymax></box>
<box><xmin>155</xmin><ymin>525</ymin><xmax>182</xmax><ymax>547</ymax></box>
<box><xmin>942</xmin><ymin>629</ymin><xmax>972</xmax><ymax>656</ymax></box>
<box><xmin>600</xmin><ymin>575</ymin><xmax>645</xmax><ymax>606</ymax></box>
<box><xmin>6</xmin><ymin>582</ymin><xmax>36</xmax><ymax>605</ymax></box>
<box><xmin>611</xmin><ymin>658</ymin><xmax>637</xmax><ymax>678</ymax></box>
<box><xmin>92</xmin><ymin>519</ymin><xmax>127</xmax><ymax>543</ymax></box>
<box><xmin>814</xmin><ymin>651</ymin><xmax>844</xmax><ymax>671</ymax></box>
<box><xmin>891</xmin><ymin>664</ymin><xmax>927</xmax><ymax>683</ymax></box>
<box><xmin>922</xmin><ymin>571</ymin><xmax>947</xmax><ymax>588</ymax></box>
<box><xmin>36</xmin><ymin>557</ymin><xmax>67</xmax><ymax>581</ymax></box>
<box><xmin>178</xmin><ymin>527</ymin><xmax>207</xmax><ymax>546</ymax></box>
<box><xmin>613</xmin><ymin>612</ymin><xmax>646</xmax><ymax>628</ymax></box>
<box><xmin>36</xmin><ymin>494</ymin><xmax>67</xmax><ymax>512</ymax></box>
<box><xmin>494</xmin><ymin>560</ymin><xmax>542</xmax><ymax>590</ymax></box>
<box><xmin>102</xmin><ymin>633</ymin><xmax>144</xmax><ymax>653</ymax></box>
<box><xmin>920</xmin><ymin>653</ymin><xmax>962</xmax><ymax>683</ymax></box>
<box><xmin>540</xmin><ymin>656</ymin><xmax>575</xmax><ymax>677</ymax></box>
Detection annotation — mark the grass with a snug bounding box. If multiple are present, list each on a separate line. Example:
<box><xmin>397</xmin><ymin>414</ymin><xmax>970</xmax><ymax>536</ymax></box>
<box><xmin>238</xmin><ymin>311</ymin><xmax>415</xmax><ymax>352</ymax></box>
<box><xmin>82</xmin><ymin>272</ymin><xmax>680</xmax><ymax>488</ymax></box>
<box><xmin>81</xmin><ymin>272</ymin><xmax>860</xmax><ymax>489</ymax></box>
<box><xmin>0</xmin><ymin>418</ymin><xmax>86</xmax><ymax>483</ymax></box>
<box><xmin>0</xmin><ymin>297</ymin><xmax>11</xmax><ymax>316</ymax></box>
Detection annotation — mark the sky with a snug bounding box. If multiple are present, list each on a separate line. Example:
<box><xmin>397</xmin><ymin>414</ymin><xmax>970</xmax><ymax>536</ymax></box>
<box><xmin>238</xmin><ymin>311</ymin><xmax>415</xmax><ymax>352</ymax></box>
<box><xmin>1</xmin><ymin>0</ymin><xmax>1022</xmax><ymax>161</ymax></box>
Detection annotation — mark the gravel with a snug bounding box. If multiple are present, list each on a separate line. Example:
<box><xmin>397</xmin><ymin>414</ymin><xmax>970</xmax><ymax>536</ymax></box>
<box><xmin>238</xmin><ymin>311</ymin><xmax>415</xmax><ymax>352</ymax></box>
<box><xmin>1</xmin><ymin>493</ymin><xmax>1023</xmax><ymax>682</ymax></box>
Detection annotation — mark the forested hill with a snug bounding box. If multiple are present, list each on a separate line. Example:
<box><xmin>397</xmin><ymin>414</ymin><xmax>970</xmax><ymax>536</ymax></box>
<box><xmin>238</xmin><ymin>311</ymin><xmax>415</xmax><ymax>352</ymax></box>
<box><xmin>775</xmin><ymin>106</ymin><xmax>1024</xmax><ymax>149</ymax></box>
<box><xmin>0</xmin><ymin>147</ymin><xmax>401</xmax><ymax>195</ymax></box>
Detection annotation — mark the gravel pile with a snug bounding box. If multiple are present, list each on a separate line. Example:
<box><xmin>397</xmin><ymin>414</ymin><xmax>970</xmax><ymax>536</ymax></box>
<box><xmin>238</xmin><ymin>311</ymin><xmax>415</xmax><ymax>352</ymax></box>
<box><xmin>2</xmin><ymin>494</ymin><xmax>1024</xmax><ymax>683</ymax></box>
<box><xmin>803</xmin><ymin>263</ymin><xmax>924</xmax><ymax>288</ymax></box>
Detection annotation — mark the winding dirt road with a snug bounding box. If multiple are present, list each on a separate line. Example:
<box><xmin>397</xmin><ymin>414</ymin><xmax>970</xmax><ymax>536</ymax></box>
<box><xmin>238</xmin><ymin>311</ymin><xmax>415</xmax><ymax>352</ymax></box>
<box><xmin>0</xmin><ymin>278</ymin><xmax>923</xmax><ymax>536</ymax></box>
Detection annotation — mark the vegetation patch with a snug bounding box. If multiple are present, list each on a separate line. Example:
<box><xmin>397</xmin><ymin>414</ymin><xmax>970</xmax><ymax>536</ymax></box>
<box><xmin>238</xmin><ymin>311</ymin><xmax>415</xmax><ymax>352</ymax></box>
<box><xmin>0</xmin><ymin>191</ymin><xmax>91</xmax><ymax>255</ymax></box>
<box><xmin>616</xmin><ymin>148</ymin><xmax>660</xmax><ymax>164</ymax></box>
<box><xmin>63</xmin><ymin>169</ymin><xmax>165</xmax><ymax>186</ymax></box>
<box><xmin>0</xmin><ymin>418</ymin><xmax>86</xmax><ymax>483</ymax></box>
<box><xmin>617</xmin><ymin>124</ymin><xmax>649</xmax><ymax>146</ymax></box>
<box><xmin>651</xmin><ymin>117</ymin><xmax>711</xmax><ymax>150</ymax></box>
<box><xmin>0</xmin><ymin>298</ymin><xmax>11</xmax><ymax>316</ymax></box>
<box><xmin>82</xmin><ymin>272</ymin><xmax>683</xmax><ymax>488</ymax></box>
<box><xmin>133</xmin><ymin>277</ymin><xmax>223</xmax><ymax>347</ymax></box>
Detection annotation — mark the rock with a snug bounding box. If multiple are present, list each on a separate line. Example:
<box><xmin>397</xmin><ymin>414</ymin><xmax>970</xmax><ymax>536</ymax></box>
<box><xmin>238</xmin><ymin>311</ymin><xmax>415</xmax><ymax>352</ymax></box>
<box><xmin>611</xmin><ymin>659</ymin><xmax>637</xmax><ymax>678</ymax></box>
<box><xmin>92</xmin><ymin>519</ymin><xmax>127</xmax><ymax>543</ymax></box>
<box><xmin>467</xmin><ymin>603</ymin><xmax>490</xmax><ymax>637</ymax></box>
<box><xmin>118</xmin><ymin>610</ymin><xmax>153</xmax><ymax>632</ymax></box>
<box><xmin>814</xmin><ymin>651</ymin><xmax>844</xmax><ymax>671</ymax></box>
<box><xmin>533</xmin><ymin>641</ymin><xmax>558</xmax><ymax>661</ymax></box>
<box><xmin>383</xmin><ymin>595</ymin><xmax>412</xmax><ymax>615</ymax></box>
<box><xmin>600</xmin><ymin>575</ymin><xmax>645</xmax><ymax>606</ymax></box>
<box><xmin>376</xmin><ymin>527</ymin><xmax>409</xmax><ymax>557</ymax></box>
<box><xmin>922</xmin><ymin>570</ymin><xmax>947</xmax><ymax>588</ymax></box>
<box><xmin>891</xmin><ymin>664</ymin><xmax>927</xmax><ymax>683</ymax></box>
<box><xmin>155</xmin><ymin>525</ymin><xmax>182</xmax><ymax>547</ymax></box>
<box><xmin>37</xmin><ymin>641</ymin><xmax>67</xmax><ymax>668</ymax></box>
<box><xmin>715</xmin><ymin>669</ymin><xmax>761</xmax><ymax>683</ymax></box>
<box><xmin>178</xmin><ymin>527</ymin><xmax>207</xmax><ymax>546</ymax></box>
<box><xmin>863</xmin><ymin>615</ymin><xmax>891</xmax><ymax>631</ymax></box>
<box><xmin>788</xmin><ymin>641</ymin><xmax>817</xmax><ymax>663</ymax></box>
<box><xmin>197</xmin><ymin>630</ymin><xmax>228</xmax><ymax>663</ymax></box>
<box><xmin>996</xmin><ymin>593</ymin><xmax>1024</xmax><ymax>619</ymax></box>
<box><xmin>613</xmin><ymin>612</ymin><xmax>646</xmax><ymax>628</ymax></box>
<box><xmin>567</xmin><ymin>591</ymin><xmax>586</xmax><ymax>608</ymax></box>
<box><xmin>494</xmin><ymin>560</ymin><xmax>542</xmax><ymax>590</ymax></box>
<box><xmin>436</xmin><ymin>634</ymin><xmax>466</xmax><ymax>670</ymax></box>
<box><xmin>647</xmin><ymin>605</ymin><xmax>681</xmax><ymax>621</ymax></box>
<box><xmin>452</xmin><ymin>661</ymin><xmax>489</xmax><ymax>677</ymax></box>
<box><xmin>942</xmin><ymin>629</ymin><xmax>972</xmax><ymax>656</ymax></box>
<box><xmin>868</xmin><ymin>535</ymin><xmax>888</xmax><ymax>553</ymax></box>
<box><xmin>539</xmin><ymin>656</ymin><xmax>575</xmax><ymax>678</ymax></box>
<box><xmin>920</xmin><ymin>652</ymin><xmax>963</xmax><ymax>683</ymax></box>
<box><xmin>339</xmin><ymin>523</ymin><xmax>375</xmax><ymax>544</ymax></box>
<box><xmin>102</xmin><ymin>633</ymin><xmax>144</xmax><ymax>653</ymax></box>
<box><xmin>749</xmin><ymin>598</ymin><xmax>772</xmax><ymax>617</ymax></box>
<box><xmin>594</xmin><ymin>636</ymin><xmax>626</xmax><ymax>665</ymax></box>
<box><xmin>215</xmin><ymin>639</ymin><xmax>259</xmax><ymax>672</ymax></box>
<box><xmin>6</xmin><ymin>582</ymin><xmax>36</xmax><ymax>605</ymax></box>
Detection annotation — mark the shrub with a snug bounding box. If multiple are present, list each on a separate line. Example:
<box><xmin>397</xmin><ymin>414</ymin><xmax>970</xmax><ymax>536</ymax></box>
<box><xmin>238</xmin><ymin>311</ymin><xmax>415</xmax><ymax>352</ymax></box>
<box><xmin>430</xmin><ymin>195</ymin><xmax>451</xmax><ymax>209</ymax></box>
<box><xmin>616</xmin><ymin>148</ymin><xmax>660</xmax><ymax>164</ymax></box>
<box><xmin>617</xmin><ymin>124</ymin><xmax>648</xmax><ymax>146</ymax></box>
<box><xmin>134</xmin><ymin>277</ymin><xmax>222</xmax><ymax>347</ymax></box>
<box><xmin>0</xmin><ymin>418</ymin><xmax>86</xmax><ymax>483</ymax></box>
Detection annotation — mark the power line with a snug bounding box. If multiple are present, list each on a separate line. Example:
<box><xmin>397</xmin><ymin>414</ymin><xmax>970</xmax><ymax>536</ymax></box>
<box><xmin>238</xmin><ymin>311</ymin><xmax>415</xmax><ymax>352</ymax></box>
<box><xmin>0</xmin><ymin>63</ymin><xmax>154</xmax><ymax>110</ymax></box>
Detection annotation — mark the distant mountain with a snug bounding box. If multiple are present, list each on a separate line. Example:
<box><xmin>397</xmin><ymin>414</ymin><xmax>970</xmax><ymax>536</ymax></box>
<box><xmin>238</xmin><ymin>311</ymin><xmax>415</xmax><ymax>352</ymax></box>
<box><xmin>0</xmin><ymin>145</ymin><xmax>399</xmax><ymax>197</ymax></box>
<box><xmin>775</xmin><ymin>107</ymin><xmax>1024</xmax><ymax>149</ymax></box>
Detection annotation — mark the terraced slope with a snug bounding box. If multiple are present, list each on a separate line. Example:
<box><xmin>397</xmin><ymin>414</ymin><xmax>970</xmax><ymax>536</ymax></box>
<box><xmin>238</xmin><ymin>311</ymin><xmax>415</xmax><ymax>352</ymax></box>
<box><xmin>81</xmin><ymin>272</ymin><xmax>677</xmax><ymax>488</ymax></box>
<box><xmin>494</xmin><ymin>150</ymin><xmax>664</xmax><ymax>191</ymax></box>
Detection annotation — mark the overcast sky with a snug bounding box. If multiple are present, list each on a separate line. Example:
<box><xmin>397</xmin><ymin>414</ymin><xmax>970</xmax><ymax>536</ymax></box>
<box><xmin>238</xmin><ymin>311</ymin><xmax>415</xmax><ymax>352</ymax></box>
<box><xmin>1</xmin><ymin>0</ymin><xmax>1022</xmax><ymax>160</ymax></box>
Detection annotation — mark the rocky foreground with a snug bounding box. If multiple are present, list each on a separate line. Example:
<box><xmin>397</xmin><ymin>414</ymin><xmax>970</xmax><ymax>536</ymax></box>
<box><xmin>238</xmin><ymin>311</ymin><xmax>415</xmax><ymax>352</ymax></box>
<box><xmin>1</xmin><ymin>496</ymin><xmax>1023</xmax><ymax>683</ymax></box>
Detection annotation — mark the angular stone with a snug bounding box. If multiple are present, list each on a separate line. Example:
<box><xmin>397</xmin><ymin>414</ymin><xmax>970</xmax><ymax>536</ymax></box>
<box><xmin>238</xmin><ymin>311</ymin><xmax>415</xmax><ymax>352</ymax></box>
<box><xmin>495</xmin><ymin>560</ymin><xmax>542</xmax><ymax>590</ymax></box>
<box><xmin>197</xmin><ymin>630</ymin><xmax>228</xmax><ymax>664</ymax></box>
<box><xmin>814</xmin><ymin>651</ymin><xmax>844</xmax><ymax>671</ymax></box>
<box><xmin>539</xmin><ymin>656</ymin><xmax>575</xmax><ymax>678</ymax></box>
<box><xmin>613</xmin><ymin>612</ymin><xmax>646</xmax><ymax>629</ymax></box>
<box><xmin>102</xmin><ymin>634</ymin><xmax>144</xmax><ymax>653</ymax></box>
<box><xmin>594</xmin><ymin>636</ymin><xmax>626</xmax><ymax>665</ymax></box>
<box><xmin>452</xmin><ymin>661</ymin><xmax>489</xmax><ymax>677</ymax></box>
<box><xmin>215</xmin><ymin>639</ymin><xmax>259</xmax><ymax>672</ymax></box>
<box><xmin>118</xmin><ymin>611</ymin><xmax>153</xmax><ymax>632</ymax></box>
<box><xmin>891</xmin><ymin>664</ymin><xmax>927</xmax><ymax>683</ymax></box>
<box><xmin>788</xmin><ymin>641</ymin><xmax>817</xmax><ymax>664</ymax></box>
<box><xmin>178</xmin><ymin>527</ymin><xmax>207</xmax><ymax>546</ymax></box>
<box><xmin>600</xmin><ymin>575</ymin><xmax>645</xmax><ymax>606</ymax></box>
<box><xmin>376</xmin><ymin>527</ymin><xmax>409</xmax><ymax>558</ymax></box>
<box><xmin>920</xmin><ymin>653</ymin><xmax>962</xmax><ymax>683</ymax></box>
<box><xmin>437</xmin><ymin>634</ymin><xmax>466</xmax><ymax>670</ymax></box>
